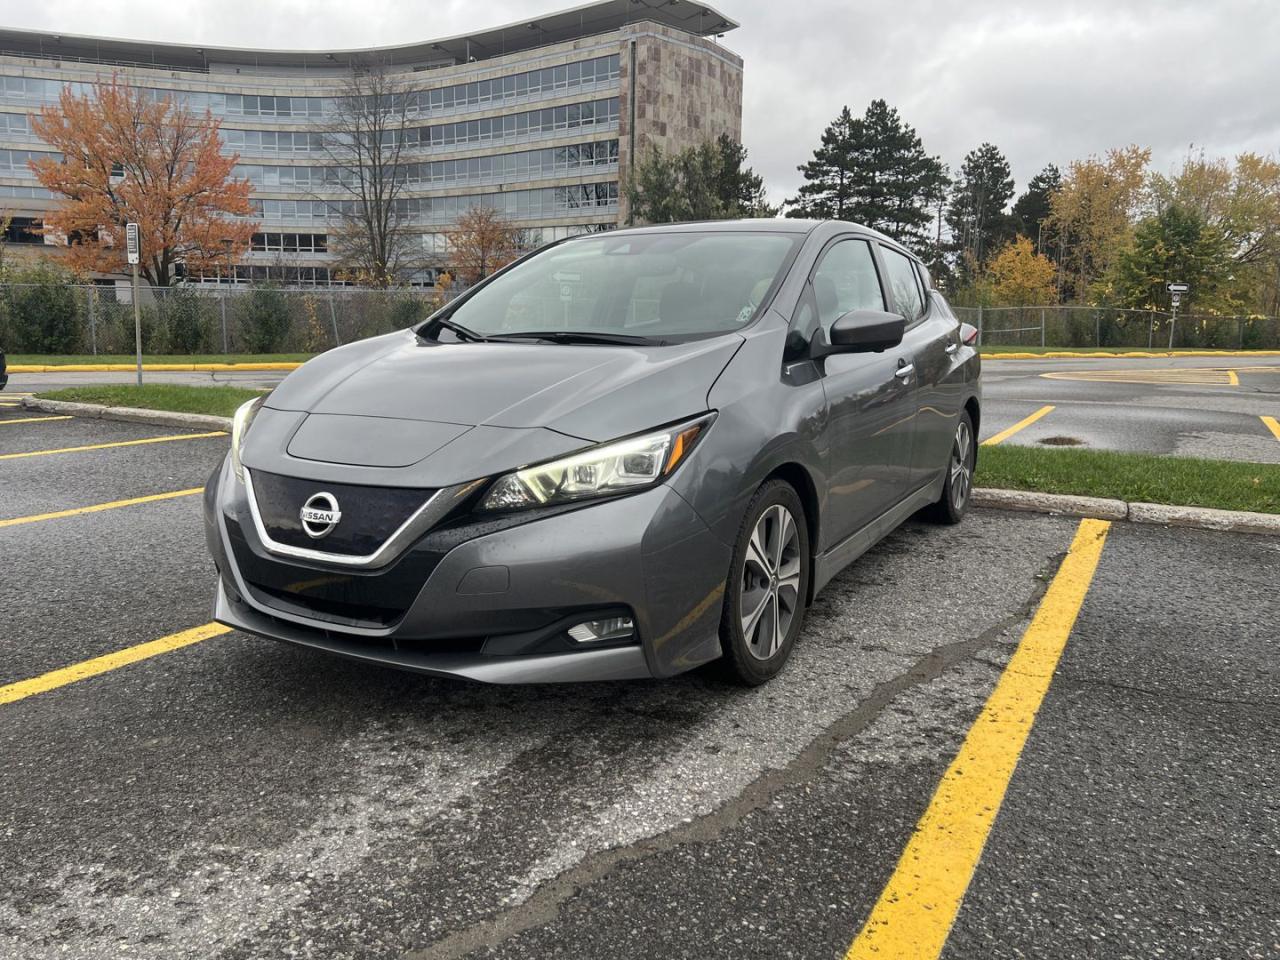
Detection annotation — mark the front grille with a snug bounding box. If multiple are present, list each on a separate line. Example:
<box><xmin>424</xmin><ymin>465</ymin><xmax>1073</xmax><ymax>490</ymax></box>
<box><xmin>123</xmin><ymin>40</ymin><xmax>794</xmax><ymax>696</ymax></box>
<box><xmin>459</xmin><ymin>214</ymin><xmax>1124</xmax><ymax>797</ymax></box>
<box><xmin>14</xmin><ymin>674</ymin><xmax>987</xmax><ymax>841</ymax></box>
<box><xmin>250</xmin><ymin>470</ymin><xmax>435</xmax><ymax>557</ymax></box>
<box><xmin>225</xmin><ymin>517</ymin><xmax>446</xmax><ymax>629</ymax></box>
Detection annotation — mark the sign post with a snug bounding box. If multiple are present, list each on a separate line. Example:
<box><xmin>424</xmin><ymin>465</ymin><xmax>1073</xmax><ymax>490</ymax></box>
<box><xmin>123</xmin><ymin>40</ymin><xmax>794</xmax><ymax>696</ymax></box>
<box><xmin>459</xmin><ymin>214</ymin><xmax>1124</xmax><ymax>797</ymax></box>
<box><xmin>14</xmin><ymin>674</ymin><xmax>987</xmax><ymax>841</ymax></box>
<box><xmin>1167</xmin><ymin>282</ymin><xmax>1188</xmax><ymax>350</ymax></box>
<box><xmin>126</xmin><ymin>222</ymin><xmax>142</xmax><ymax>386</ymax></box>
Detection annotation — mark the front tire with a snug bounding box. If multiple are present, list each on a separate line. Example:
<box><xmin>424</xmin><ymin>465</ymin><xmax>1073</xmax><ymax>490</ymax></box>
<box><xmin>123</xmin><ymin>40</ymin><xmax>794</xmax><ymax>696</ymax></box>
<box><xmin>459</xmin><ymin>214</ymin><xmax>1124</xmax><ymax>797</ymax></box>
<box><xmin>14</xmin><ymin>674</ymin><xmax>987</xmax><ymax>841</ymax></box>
<box><xmin>717</xmin><ymin>480</ymin><xmax>811</xmax><ymax>686</ymax></box>
<box><xmin>926</xmin><ymin>410</ymin><xmax>976</xmax><ymax>524</ymax></box>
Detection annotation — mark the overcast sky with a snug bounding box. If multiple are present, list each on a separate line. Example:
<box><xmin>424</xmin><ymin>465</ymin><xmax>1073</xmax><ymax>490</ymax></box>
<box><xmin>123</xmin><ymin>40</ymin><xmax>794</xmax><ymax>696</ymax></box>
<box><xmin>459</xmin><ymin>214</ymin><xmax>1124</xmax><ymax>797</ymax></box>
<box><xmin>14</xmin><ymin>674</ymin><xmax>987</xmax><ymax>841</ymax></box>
<box><xmin>5</xmin><ymin>0</ymin><xmax>1278</xmax><ymax>204</ymax></box>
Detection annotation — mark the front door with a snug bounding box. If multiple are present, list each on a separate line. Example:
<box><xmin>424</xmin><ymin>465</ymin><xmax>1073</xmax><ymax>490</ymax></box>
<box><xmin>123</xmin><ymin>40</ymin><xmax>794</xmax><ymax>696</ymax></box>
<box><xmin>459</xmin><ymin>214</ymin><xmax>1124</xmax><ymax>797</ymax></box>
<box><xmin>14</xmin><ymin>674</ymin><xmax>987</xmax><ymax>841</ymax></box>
<box><xmin>805</xmin><ymin>237</ymin><xmax>918</xmax><ymax>550</ymax></box>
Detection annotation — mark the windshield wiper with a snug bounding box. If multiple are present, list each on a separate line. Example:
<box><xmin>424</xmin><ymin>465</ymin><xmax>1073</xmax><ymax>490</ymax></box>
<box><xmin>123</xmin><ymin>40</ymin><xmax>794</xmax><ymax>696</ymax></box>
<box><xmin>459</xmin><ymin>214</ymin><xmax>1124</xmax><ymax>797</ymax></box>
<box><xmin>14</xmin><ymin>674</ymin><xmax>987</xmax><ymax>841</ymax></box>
<box><xmin>419</xmin><ymin>317</ymin><xmax>493</xmax><ymax>343</ymax></box>
<box><xmin>495</xmin><ymin>331</ymin><xmax>662</xmax><ymax>346</ymax></box>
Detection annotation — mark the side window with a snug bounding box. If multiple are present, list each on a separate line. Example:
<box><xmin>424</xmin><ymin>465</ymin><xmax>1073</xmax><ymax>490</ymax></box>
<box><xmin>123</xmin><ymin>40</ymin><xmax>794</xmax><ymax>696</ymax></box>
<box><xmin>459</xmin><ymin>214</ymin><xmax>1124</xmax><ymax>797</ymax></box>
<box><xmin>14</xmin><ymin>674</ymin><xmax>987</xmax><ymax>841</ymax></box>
<box><xmin>879</xmin><ymin>246</ymin><xmax>925</xmax><ymax>320</ymax></box>
<box><xmin>810</xmin><ymin>239</ymin><xmax>885</xmax><ymax>331</ymax></box>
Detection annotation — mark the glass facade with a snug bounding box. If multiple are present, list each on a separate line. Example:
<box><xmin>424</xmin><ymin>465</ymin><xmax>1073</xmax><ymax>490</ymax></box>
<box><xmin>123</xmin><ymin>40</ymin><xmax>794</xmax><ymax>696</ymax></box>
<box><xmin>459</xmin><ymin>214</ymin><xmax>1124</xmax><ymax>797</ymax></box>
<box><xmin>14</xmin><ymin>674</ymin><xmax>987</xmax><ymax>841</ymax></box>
<box><xmin>251</xmin><ymin>183</ymin><xmax>618</xmax><ymax>224</ymax></box>
<box><xmin>0</xmin><ymin>53</ymin><xmax>621</xmax><ymax>123</ymax></box>
<box><xmin>0</xmin><ymin>36</ymin><xmax>628</xmax><ymax>285</ymax></box>
<box><xmin>235</xmin><ymin>140</ymin><xmax>618</xmax><ymax>191</ymax></box>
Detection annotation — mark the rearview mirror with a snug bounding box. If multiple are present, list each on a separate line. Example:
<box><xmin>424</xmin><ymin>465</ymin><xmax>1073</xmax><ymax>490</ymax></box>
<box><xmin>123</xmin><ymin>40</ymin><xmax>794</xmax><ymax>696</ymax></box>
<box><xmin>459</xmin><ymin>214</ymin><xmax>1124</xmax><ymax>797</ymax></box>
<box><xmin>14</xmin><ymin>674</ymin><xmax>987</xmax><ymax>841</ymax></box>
<box><xmin>821</xmin><ymin>309</ymin><xmax>906</xmax><ymax>355</ymax></box>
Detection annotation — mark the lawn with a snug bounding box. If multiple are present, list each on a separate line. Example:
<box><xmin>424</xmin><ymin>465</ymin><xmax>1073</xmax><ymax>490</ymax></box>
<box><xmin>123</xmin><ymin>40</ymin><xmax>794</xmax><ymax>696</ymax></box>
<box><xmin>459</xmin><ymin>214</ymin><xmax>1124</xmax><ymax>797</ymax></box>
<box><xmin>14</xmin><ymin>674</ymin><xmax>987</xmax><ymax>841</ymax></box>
<box><xmin>35</xmin><ymin>384</ymin><xmax>263</xmax><ymax>418</ymax></box>
<box><xmin>10</xmin><ymin>353</ymin><xmax>312</xmax><ymax>366</ymax></box>
<box><xmin>976</xmin><ymin>445</ymin><xmax>1280</xmax><ymax>514</ymax></box>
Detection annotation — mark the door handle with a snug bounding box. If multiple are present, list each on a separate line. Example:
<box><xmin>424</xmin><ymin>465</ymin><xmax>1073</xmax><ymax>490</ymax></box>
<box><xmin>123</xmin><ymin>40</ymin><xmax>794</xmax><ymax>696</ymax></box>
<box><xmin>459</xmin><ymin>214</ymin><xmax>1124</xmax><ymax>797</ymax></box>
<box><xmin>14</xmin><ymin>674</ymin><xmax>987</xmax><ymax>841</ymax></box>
<box><xmin>894</xmin><ymin>363</ymin><xmax>915</xmax><ymax>380</ymax></box>
<box><xmin>945</xmin><ymin>342</ymin><xmax>959</xmax><ymax>355</ymax></box>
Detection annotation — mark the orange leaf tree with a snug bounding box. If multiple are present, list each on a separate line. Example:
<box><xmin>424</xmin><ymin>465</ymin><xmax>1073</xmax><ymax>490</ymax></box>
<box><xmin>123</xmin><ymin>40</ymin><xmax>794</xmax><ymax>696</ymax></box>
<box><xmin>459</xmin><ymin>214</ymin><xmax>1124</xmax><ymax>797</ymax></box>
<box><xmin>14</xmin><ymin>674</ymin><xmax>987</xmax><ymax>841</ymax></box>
<box><xmin>29</xmin><ymin>76</ymin><xmax>256</xmax><ymax>287</ymax></box>
<box><xmin>448</xmin><ymin>207</ymin><xmax>526</xmax><ymax>285</ymax></box>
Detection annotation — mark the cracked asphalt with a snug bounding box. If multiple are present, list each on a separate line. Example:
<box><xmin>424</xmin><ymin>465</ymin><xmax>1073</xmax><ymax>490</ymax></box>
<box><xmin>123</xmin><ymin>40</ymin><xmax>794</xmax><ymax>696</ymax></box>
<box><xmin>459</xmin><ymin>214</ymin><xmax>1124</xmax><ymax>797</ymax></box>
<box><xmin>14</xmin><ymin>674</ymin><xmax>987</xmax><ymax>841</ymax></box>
<box><xmin>1</xmin><ymin>406</ymin><xmax>1276</xmax><ymax>959</ymax></box>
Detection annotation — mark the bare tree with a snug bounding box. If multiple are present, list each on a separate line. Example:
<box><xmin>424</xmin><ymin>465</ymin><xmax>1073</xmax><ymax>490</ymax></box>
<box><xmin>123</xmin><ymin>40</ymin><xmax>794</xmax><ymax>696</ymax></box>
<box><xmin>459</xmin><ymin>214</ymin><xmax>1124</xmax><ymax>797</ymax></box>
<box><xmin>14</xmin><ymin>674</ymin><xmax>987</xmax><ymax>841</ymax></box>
<box><xmin>322</xmin><ymin>58</ymin><xmax>421</xmax><ymax>286</ymax></box>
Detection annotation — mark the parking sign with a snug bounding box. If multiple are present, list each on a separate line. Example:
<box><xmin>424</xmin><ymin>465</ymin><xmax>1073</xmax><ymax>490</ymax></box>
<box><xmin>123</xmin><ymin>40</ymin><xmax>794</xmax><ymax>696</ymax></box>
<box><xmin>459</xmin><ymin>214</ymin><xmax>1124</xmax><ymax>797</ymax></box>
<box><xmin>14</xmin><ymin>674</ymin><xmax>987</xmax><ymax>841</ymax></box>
<box><xmin>126</xmin><ymin>222</ymin><xmax>140</xmax><ymax>265</ymax></box>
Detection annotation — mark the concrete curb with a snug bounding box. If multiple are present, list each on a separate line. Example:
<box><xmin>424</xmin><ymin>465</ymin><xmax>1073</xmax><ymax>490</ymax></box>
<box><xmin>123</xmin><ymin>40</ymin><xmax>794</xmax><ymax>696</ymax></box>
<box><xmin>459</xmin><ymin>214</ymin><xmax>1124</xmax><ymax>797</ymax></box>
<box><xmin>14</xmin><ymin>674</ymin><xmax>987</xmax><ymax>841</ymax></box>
<box><xmin>973</xmin><ymin>487</ymin><xmax>1280</xmax><ymax>536</ymax></box>
<box><xmin>983</xmin><ymin>350</ymin><xmax>1280</xmax><ymax>360</ymax></box>
<box><xmin>9</xmin><ymin>362</ymin><xmax>302</xmax><ymax>373</ymax></box>
<box><xmin>21</xmin><ymin>396</ymin><xmax>232</xmax><ymax>432</ymax></box>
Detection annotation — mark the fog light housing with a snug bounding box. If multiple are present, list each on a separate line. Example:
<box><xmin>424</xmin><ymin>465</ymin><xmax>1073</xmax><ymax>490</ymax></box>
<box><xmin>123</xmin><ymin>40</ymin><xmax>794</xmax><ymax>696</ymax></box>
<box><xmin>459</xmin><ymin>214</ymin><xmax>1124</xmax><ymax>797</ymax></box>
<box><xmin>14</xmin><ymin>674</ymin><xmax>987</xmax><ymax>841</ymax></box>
<box><xmin>568</xmin><ymin>617</ymin><xmax>634</xmax><ymax>644</ymax></box>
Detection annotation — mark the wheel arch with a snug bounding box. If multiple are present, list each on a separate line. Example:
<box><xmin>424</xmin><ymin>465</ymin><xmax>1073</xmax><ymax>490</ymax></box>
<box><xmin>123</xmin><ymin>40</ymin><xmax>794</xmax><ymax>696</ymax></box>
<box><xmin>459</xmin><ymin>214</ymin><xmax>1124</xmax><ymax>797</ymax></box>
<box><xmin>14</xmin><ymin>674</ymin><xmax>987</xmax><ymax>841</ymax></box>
<box><xmin>762</xmin><ymin>461</ymin><xmax>821</xmax><ymax>604</ymax></box>
<box><xmin>964</xmin><ymin>394</ymin><xmax>981</xmax><ymax>465</ymax></box>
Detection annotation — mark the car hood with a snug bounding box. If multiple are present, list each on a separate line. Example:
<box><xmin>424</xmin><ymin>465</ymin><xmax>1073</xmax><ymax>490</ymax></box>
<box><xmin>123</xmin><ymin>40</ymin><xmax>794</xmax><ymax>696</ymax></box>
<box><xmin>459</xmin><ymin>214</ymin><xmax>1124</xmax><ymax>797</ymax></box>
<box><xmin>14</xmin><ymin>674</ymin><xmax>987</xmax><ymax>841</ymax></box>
<box><xmin>246</xmin><ymin>330</ymin><xmax>742</xmax><ymax>486</ymax></box>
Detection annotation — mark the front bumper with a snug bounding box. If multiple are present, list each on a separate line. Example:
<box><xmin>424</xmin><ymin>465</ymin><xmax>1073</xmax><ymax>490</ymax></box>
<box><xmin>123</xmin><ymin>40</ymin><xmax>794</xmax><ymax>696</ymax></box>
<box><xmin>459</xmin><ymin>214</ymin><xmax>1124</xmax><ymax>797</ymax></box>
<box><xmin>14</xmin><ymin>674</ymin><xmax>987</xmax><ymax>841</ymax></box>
<box><xmin>205</xmin><ymin>457</ymin><xmax>731</xmax><ymax>683</ymax></box>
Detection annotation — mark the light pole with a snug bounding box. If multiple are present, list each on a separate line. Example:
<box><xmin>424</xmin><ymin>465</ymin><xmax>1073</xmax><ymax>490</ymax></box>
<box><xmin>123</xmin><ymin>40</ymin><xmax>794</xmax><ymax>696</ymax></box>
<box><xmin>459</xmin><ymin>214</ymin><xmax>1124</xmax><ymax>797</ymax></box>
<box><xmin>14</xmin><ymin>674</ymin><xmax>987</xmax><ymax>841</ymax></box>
<box><xmin>126</xmin><ymin>222</ymin><xmax>142</xmax><ymax>386</ymax></box>
<box><xmin>1167</xmin><ymin>282</ymin><xmax>1189</xmax><ymax>350</ymax></box>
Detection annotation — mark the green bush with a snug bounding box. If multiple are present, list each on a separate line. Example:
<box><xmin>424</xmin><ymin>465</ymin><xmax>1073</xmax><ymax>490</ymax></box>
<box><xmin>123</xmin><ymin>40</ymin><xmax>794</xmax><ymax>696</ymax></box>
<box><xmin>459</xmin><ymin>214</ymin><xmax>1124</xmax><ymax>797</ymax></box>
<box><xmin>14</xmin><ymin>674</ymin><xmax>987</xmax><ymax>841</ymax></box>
<box><xmin>389</xmin><ymin>295</ymin><xmax>427</xmax><ymax>330</ymax></box>
<box><xmin>4</xmin><ymin>262</ymin><xmax>82</xmax><ymax>352</ymax></box>
<box><xmin>160</xmin><ymin>286</ymin><xmax>210</xmax><ymax>354</ymax></box>
<box><xmin>237</xmin><ymin>284</ymin><xmax>291</xmax><ymax>352</ymax></box>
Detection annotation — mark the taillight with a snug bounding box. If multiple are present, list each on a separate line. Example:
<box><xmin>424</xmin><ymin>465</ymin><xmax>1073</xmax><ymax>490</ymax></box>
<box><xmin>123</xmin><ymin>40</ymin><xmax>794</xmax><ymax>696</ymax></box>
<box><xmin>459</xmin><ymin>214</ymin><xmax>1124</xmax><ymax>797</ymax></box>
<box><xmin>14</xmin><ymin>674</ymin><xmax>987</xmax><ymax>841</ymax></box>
<box><xmin>959</xmin><ymin>323</ymin><xmax>979</xmax><ymax>346</ymax></box>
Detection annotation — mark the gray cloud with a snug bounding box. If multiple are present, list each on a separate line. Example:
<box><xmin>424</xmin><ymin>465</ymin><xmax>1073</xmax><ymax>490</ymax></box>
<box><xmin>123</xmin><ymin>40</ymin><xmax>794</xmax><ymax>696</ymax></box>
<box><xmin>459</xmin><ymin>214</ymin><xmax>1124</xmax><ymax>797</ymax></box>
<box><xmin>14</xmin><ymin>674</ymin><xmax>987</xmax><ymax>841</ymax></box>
<box><xmin>7</xmin><ymin>0</ymin><xmax>1279</xmax><ymax>203</ymax></box>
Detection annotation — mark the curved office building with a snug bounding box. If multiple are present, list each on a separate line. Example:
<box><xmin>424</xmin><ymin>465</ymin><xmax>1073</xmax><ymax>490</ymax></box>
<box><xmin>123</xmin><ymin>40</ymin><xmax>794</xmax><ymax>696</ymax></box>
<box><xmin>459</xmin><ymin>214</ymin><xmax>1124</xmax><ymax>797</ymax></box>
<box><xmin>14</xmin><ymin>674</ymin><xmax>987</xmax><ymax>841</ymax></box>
<box><xmin>0</xmin><ymin>0</ymin><xmax>742</xmax><ymax>285</ymax></box>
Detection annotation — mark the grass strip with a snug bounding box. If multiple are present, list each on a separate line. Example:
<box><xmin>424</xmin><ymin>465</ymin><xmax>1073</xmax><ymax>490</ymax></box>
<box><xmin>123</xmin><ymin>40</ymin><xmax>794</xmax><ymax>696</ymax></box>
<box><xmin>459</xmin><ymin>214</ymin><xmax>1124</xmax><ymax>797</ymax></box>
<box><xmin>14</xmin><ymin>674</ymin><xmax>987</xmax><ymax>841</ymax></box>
<box><xmin>35</xmin><ymin>384</ymin><xmax>263</xmax><ymax>418</ymax></box>
<box><xmin>977</xmin><ymin>444</ymin><xmax>1280</xmax><ymax>514</ymax></box>
<box><xmin>979</xmin><ymin>345</ymin><xmax>1278</xmax><ymax>356</ymax></box>
<box><xmin>9</xmin><ymin>353</ymin><xmax>313</xmax><ymax>366</ymax></box>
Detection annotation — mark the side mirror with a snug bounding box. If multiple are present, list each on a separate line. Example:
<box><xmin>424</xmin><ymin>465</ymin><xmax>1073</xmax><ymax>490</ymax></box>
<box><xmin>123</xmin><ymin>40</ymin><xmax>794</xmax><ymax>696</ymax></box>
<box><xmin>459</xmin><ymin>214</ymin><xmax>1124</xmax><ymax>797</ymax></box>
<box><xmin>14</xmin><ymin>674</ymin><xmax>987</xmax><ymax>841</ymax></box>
<box><xmin>820</xmin><ymin>309</ymin><xmax>906</xmax><ymax>355</ymax></box>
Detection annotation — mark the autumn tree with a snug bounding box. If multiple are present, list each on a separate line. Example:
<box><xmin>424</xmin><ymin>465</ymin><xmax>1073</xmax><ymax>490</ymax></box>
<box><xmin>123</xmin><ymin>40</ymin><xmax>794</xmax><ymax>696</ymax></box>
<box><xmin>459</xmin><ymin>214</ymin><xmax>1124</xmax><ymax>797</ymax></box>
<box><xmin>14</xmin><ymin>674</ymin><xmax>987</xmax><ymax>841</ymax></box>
<box><xmin>448</xmin><ymin>207</ymin><xmax>524</xmax><ymax>285</ymax></box>
<box><xmin>1045</xmin><ymin>146</ymin><xmax>1150</xmax><ymax>301</ymax></box>
<box><xmin>29</xmin><ymin>77</ymin><xmax>254</xmax><ymax>287</ymax></box>
<box><xmin>984</xmin><ymin>236</ymin><xmax>1057</xmax><ymax>306</ymax></box>
<box><xmin>1149</xmin><ymin>150</ymin><xmax>1280</xmax><ymax>314</ymax></box>
<box><xmin>323</xmin><ymin>59</ymin><xmax>421</xmax><ymax>286</ymax></box>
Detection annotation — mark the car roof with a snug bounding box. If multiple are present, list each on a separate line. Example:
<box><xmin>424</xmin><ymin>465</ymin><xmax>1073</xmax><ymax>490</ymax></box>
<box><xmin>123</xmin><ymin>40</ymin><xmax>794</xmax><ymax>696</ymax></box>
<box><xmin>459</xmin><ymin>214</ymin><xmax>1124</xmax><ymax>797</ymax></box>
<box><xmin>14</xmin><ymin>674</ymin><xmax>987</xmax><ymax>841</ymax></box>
<box><xmin>595</xmin><ymin>218</ymin><xmax>917</xmax><ymax>257</ymax></box>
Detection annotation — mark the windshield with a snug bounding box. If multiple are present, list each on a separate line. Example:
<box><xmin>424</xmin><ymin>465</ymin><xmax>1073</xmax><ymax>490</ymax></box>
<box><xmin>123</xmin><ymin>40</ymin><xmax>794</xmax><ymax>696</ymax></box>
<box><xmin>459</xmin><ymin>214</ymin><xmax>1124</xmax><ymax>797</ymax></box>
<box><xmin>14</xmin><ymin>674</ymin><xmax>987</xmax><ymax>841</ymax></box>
<box><xmin>434</xmin><ymin>231</ymin><xmax>801</xmax><ymax>342</ymax></box>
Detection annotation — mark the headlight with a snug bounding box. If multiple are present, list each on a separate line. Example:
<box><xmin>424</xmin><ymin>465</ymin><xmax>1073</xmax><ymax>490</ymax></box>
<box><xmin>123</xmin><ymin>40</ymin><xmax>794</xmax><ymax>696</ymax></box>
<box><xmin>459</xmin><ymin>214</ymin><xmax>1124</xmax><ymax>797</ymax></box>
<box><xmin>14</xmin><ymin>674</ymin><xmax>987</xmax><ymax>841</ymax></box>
<box><xmin>230</xmin><ymin>396</ymin><xmax>265</xmax><ymax>484</ymax></box>
<box><xmin>479</xmin><ymin>415</ymin><xmax>712</xmax><ymax>511</ymax></box>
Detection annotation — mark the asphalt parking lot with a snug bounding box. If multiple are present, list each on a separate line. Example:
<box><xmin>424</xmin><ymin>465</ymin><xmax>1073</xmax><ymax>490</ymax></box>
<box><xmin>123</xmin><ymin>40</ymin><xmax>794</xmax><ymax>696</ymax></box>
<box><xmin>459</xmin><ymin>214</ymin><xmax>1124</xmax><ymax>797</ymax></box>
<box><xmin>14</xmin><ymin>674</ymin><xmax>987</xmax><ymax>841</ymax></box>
<box><xmin>981</xmin><ymin>355</ymin><xmax>1280</xmax><ymax>460</ymax></box>
<box><xmin>1</xmin><ymin>405</ymin><xmax>1278</xmax><ymax>959</ymax></box>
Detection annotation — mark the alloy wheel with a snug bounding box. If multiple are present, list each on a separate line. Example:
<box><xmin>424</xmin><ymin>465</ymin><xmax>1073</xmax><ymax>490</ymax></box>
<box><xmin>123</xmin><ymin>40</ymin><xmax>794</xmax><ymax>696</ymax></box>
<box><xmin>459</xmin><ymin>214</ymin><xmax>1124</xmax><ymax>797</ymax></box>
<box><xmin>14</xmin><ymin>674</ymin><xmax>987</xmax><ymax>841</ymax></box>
<box><xmin>740</xmin><ymin>504</ymin><xmax>803</xmax><ymax>660</ymax></box>
<box><xmin>950</xmin><ymin>419</ymin><xmax>973</xmax><ymax>511</ymax></box>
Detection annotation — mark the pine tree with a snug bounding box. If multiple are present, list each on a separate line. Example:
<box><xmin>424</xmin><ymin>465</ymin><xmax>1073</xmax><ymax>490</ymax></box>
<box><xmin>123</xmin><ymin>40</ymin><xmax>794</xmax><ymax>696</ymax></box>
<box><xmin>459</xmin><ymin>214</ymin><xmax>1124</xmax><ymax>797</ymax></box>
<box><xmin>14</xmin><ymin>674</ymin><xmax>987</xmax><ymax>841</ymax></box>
<box><xmin>1012</xmin><ymin>164</ymin><xmax>1062</xmax><ymax>253</ymax></box>
<box><xmin>946</xmin><ymin>143</ymin><xmax>1016</xmax><ymax>279</ymax></box>
<box><xmin>787</xmin><ymin>101</ymin><xmax>947</xmax><ymax>246</ymax></box>
<box><xmin>627</xmin><ymin>137</ymin><xmax>775</xmax><ymax>224</ymax></box>
<box><xmin>714</xmin><ymin>134</ymin><xmax>777</xmax><ymax>218</ymax></box>
<box><xmin>786</xmin><ymin>106</ymin><xmax>861</xmax><ymax>220</ymax></box>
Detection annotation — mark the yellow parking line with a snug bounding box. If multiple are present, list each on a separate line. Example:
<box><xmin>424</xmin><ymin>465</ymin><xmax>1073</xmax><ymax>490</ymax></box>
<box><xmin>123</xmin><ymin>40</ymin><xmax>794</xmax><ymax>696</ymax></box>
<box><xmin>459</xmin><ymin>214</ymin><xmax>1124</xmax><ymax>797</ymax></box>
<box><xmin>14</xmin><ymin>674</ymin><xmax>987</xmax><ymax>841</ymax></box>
<box><xmin>981</xmin><ymin>405</ymin><xmax>1054</xmax><ymax>446</ymax></box>
<box><xmin>845</xmin><ymin>518</ymin><xmax>1111</xmax><ymax>960</ymax></box>
<box><xmin>0</xmin><ymin>487</ymin><xmax>204</xmax><ymax>529</ymax></box>
<box><xmin>0</xmin><ymin>622</ymin><xmax>232</xmax><ymax>706</ymax></box>
<box><xmin>0</xmin><ymin>415</ymin><xmax>73</xmax><ymax>426</ymax></box>
<box><xmin>1227</xmin><ymin>370</ymin><xmax>1240</xmax><ymax>386</ymax></box>
<box><xmin>1262</xmin><ymin>415</ymin><xmax>1280</xmax><ymax>442</ymax></box>
<box><xmin>0</xmin><ymin>430</ymin><xmax>225</xmax><ymax>461</ymax></box>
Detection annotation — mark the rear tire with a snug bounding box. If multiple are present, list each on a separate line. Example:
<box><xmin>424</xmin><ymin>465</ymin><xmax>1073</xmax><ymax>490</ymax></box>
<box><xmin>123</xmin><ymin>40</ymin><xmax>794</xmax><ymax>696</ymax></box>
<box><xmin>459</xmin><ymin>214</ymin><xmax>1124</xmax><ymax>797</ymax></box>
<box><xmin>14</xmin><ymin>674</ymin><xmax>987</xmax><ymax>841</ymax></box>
<box><xmin>716</xmin><ymin>480</ymin><xmax>811</xmax><ymax>686</ymax></box>
<box><xmin>925</xmin><ymin>410</ymin><xmax>976</xmax><ymax>524</ymax></box>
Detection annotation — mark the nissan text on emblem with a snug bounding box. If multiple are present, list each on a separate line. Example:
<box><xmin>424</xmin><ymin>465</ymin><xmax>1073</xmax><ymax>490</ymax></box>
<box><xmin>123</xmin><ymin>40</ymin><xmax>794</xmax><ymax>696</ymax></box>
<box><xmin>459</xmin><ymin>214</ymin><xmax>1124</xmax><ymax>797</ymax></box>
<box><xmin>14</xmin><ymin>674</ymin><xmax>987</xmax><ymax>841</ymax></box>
<box><xmin>299</xmin><ymin>492</ymin><xmax>342</xmax><ymax>539</ymax></box>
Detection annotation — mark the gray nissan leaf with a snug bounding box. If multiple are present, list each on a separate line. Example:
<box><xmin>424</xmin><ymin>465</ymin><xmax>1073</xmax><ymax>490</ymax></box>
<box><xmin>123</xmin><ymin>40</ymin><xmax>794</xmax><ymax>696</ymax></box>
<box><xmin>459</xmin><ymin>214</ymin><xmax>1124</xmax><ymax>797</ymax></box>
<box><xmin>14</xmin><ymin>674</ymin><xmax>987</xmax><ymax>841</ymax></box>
<box><xmin>204</xmin><ymin>219</ymin><xmax>980</xmax><ymax>685</ymax></box>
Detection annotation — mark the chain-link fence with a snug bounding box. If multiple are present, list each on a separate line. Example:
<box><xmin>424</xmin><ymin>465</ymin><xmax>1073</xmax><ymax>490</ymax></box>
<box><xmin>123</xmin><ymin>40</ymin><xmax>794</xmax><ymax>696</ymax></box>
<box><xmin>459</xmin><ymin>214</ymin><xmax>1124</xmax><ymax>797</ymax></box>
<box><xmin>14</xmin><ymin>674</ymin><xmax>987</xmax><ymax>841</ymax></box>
<box><xmin>952</xmin><ymin>305</ymin><xmax>1280</xmax><ymax>350</ymax></box>
<box><xmin>0</xmin><ymin>282</ymin><xmax>458</xmax><ymax>356</ymax></box>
